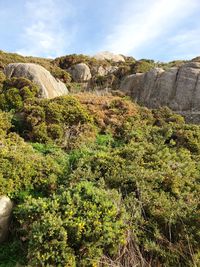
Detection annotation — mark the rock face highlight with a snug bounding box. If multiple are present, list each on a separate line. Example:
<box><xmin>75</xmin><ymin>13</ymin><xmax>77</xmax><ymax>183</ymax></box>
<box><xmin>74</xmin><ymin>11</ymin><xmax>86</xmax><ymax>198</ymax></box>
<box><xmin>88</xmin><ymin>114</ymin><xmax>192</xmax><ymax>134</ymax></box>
<box><xmin>120</xmin><ymin>61</ymin><xmax>200</xmax><ymax>122</ymax></box>
<box><xmin>4</xmin><ymin>63</ymin><xmax>68</xmax><ymax>98</ymax></box>
<box><xmin>94</xmin><ymin>51</ymin><xmax>125</xmax><ymax>62</ymax></box>
<box><xmin>68</xmin><ymin>63</ymin><xmax>92</xmax><ymax>82</ymax></box>
<box><xmin>0</xmin><ymin>196</ymin><xmax>13</xmax><ymax>243</ymax></box>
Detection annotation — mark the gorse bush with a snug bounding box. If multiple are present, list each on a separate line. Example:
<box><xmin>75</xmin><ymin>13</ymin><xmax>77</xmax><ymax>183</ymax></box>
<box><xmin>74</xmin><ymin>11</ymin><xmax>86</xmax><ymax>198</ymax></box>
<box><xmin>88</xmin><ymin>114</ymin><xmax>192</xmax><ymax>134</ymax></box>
<box><xmin>15</xmin><ymin>182</ymin><xmax>127</xmax><ymax>266</ymax></box>
<box><xmin>0</xmin><ymin>132</ymin><xmax>68</xmax><ymax>197</ymax></box>
<box><xmin>0</xmin><ymin>77</ymin><xmax>39</xmax><ymax>111</ymax></box>
<box><xmin>66</xmin><ymin>142</ymin><xmax>200</xmax><ymax>266</ymax></box>
<box><xmin>19</xmin><ymin>95</ymin><xmax>96</xmax><ymax>148</ymax></box>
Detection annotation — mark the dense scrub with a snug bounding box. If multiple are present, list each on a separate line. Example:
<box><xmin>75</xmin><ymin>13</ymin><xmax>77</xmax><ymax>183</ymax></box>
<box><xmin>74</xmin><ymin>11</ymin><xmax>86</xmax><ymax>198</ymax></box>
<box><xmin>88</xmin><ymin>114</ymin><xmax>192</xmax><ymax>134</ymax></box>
<box><xmin>0</xmin><ymin>53</ymin><xmax>199</xmax><ymax>266</ymax></box>
<box><xmin>0</xmin><ymin>91</ymin><xmax>200</xmax><ymax>267</ymax></box>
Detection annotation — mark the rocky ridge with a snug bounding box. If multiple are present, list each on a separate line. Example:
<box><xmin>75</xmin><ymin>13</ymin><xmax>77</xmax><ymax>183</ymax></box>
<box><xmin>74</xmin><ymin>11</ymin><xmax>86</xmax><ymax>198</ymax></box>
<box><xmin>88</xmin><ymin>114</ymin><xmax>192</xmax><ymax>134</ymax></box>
<box><xmin>120</xmin><ymin>60</ymin><xmax>200</xmax><ymax>123</ymax></box>
<box><xmin>2</xmin><ymin>51</ymin><xmax>200</xmax><ymax>122</ymax></box>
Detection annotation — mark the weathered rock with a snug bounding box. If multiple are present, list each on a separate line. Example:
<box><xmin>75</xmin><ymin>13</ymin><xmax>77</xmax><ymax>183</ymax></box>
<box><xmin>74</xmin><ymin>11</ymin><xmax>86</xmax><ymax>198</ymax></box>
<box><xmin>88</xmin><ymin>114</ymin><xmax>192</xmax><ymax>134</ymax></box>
<box><xmin>120</xmin><ymin>73</ymin><xmax>144</xmax><ymax>99</ymax></box>
<box><xmin>94</xmin><ymin>51</ymin><xmax>125</xmax><ymax>62</ymax></box>
<box><xmin>4</xmin><ymin>63</ymin><xmax>68</xmax><ymax>98</ymax></box>
<box><xmin>138</xmin><ymin>68</ymin><xmax>165</xmax><ymax>106</ymax></box>
<box><xmin>0</xmin><ymin>196</ymin><xmax>13</xmax><ymax>243</ymax></box>
<box><xmin>191</xmin><ymin>56</ymin><xmax>200</xmax><ymax>62</ymax></box>
<box><xmin>93</xmin><ymin>65</ymin><xmax>118</xmax><ymax>76</ymax></box>
<box><xmin>120</xmin><ymin>62</ymin><xmax>200</xmax><ymax>121</ymax></box>
<box><xmin>68</xmin><ymin>63</ymin><xmax>91</xmax><ymax>82</ymax></box>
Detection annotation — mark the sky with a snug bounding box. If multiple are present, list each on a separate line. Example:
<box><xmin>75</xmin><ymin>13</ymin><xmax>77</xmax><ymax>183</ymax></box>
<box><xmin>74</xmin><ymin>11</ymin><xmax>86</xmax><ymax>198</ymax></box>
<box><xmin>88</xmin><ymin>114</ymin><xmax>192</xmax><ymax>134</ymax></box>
<box><xmin>0</xmin><ymin>0</ymin><xmax>200</xmax><ymax>61</ymax></box>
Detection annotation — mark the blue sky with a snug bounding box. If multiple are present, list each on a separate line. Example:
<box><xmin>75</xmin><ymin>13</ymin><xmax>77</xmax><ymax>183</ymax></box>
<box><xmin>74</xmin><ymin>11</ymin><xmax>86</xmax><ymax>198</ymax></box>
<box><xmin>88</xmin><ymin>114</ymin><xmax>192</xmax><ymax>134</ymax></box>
<box><xmin>0</xmin><ymin>0</ymin><xmax>200</xmax><ymax>61</ymax></box>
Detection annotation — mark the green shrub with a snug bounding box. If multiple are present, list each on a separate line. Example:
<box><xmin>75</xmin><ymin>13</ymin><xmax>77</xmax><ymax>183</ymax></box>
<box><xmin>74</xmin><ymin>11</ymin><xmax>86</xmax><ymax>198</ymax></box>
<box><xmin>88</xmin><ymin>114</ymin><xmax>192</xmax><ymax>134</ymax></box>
<box><xmin>20</xmin><ymin>96</ymin><xmax>95</xmax><ymax>149</ymax></box>
<box><xmin>0</xmin><ymin>71</ymin><xmax>6</xmax><ymax>89</ymax></box>
<box><xmin>0</xmin><ymin>133</ymin><xmax>68</xmax><ymax>197</ymax></box>
<box><xmin>0</xmin><ymin>77</ymin><xmax>39</xmax><ymax>111</ymax></box>
<box><xmin>66</xmin><ymin>125</ymin><xmax>200</xmax><ymax>266</ymax></box>
<box><xmin>0</xmin><ymin>110</ymin><xmax>12</xmax><ymax>135</ymax></box>
<box><xmin>15</xmin><ymin>181</ymin><xmax>127</xmax><ymax>266</ymax></box>
<box><xmin>132</xmin><ymin>60</ymin><xmax>156</xmax><ymax>73</ymax></box>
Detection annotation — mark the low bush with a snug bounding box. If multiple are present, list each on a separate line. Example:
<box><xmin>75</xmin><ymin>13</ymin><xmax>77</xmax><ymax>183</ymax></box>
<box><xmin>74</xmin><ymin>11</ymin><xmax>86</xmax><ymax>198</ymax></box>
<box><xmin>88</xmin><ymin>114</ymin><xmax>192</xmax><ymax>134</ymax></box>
<box><xmin>0</xmin><ymin>132</ymin><xmax>68</xmax><ymax>197</ymax></box>
<box><xmin>19</xmin><ymin>95</ymin><xmax>96</xmax><ymax>149</ymax></box>
<box><xmin>0</xmin><ymin>77</ymin><xmax>39</xmax><ymax>111</ymax></box>
<box><xmin>15</xmin><ymin>182</ymin><xmax>127</xmax><ymax>266</ymax></box>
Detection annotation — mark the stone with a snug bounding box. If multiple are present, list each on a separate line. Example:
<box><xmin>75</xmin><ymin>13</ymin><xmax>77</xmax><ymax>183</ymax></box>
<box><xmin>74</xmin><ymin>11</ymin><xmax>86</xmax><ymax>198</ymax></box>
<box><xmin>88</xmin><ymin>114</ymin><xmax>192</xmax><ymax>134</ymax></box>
<box><xmin>94</xmin><ymin>65</ymin><xmax>118</xmax><ymax>76</ymax></box>
<box><xmin>0</xmin><ymin>196</ymin><xmax>13</xmax><ymax>243</ymax></box>
<box><xmin>68</xmin><ymin>63</ymin><xmax>91</xmax><ymax>82</ymax></box>
<box><xmin>172</xmin><ymin>62</ymin><xmax>200</xmax><ymax>111</ymax></box>
<box><xmin>4</xmin><ymin>63</ymin><xmax>68</xmax><ymax>98</ymax></box>
<box><xmin>120</xmin><ymin>61</ymin><xmax>200</xmax><ymax>121</ymax></box>
<box><xmin>138</xmin><ymin>68</ymin><xmax>165</xmax><ymax>106</ymax></box>
<box><xmin>94</xmin><ymin>51</ymin><xmax>125</xmax><ymax>62</ymax></box>
<box><xmin>120</xmin><ymin>73</ymin><xmax>144</xmax><ymax>100</ymax></box>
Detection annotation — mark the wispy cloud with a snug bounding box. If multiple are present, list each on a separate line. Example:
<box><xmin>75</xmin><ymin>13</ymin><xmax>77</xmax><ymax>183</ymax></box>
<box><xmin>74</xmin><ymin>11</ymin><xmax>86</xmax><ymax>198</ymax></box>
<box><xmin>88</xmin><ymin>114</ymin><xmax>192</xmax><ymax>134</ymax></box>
<box><xmin>100</xmin><ymin>0</ymin><xmax>200</xmax><ymax>57</ymax></box>
<box><xmin>18</xmin><ymin>0</ymin><xmax>76</xmax><ymax>58</ymax></box>
<box><xmin>167</xmin><ymin>28</ymin><xmax>200</xmax><ymax>60</ymax></box>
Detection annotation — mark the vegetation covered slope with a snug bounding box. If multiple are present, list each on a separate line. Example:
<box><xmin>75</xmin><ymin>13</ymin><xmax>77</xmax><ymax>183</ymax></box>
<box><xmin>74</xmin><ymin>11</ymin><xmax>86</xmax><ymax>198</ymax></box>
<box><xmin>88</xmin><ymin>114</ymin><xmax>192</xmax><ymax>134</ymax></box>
<box><xmin>0</xmin><ymin>52</ymin><xmax>199</xmax><ymax>267</ymax></box>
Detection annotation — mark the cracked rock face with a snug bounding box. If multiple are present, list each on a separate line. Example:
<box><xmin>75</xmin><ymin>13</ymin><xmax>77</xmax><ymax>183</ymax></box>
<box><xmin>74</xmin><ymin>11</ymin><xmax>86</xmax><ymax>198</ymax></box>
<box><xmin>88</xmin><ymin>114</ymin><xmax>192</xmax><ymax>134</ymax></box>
<box><xmin>0</xmin><ymin>196</ymin><xmax>13</xmax><ymax>243</ymax></box>
<box><xmin>4</xmin><ymin>63</ymin><xmax>68</xmax><ymax>98</ymax></box>
<box><xmin>120</xmin><ymin>62</ymin><xmax>200</xmax><ymax>122</ymax></box>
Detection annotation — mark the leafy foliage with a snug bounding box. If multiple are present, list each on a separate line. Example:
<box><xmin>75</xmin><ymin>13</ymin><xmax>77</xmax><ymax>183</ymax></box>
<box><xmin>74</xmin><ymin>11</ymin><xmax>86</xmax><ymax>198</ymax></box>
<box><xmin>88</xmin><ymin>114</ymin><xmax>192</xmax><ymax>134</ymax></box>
<box><xmin>15</xmin><ymin>182</ymin><xmax>126</xmax><ymax>266</ymax></box>
<box><xmin>17</xmin><ymin>95</ymin><xmax>96</xmax><ymax>148</ymax></box>
<box><xmin>0</xmin><ymin>77</ymin><xmax>39</xmax><ymax>111</ymax></box>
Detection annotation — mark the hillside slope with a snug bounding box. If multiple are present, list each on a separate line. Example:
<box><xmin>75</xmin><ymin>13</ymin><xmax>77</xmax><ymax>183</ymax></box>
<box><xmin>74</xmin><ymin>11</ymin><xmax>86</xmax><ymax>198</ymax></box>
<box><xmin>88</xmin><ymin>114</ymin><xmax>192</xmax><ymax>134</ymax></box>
<box><xmin>0</xmin><ymin>51</ymin><xmax>200</xmax><ymax>267</ymax></box>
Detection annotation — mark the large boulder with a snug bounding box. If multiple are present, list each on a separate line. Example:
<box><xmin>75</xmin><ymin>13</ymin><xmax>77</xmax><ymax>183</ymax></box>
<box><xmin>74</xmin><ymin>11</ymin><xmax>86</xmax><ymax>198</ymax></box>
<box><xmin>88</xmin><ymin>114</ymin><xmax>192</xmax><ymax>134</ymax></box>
<box><xmin>4</xmin><ymin>63</ymin><xmax>68</xmax><ymax>98</ymax></box>
<box><xmin>68</xmin><ymin>63</ymin><xmax>92</xmax><ymax>82</ymax></box>
<box><xmin>120</xmin><ymin>61</ymin><xmax>200</xmax><ymax>122</ymax></box>
<box><xmin>94</xmin><ymin>51</ymin><xmax>125</xmax><ymax>62</ymax></box>
<box><xmin>0</xmin><ymin>196</ymin><xmax>13</xmax><ymax>243</ymax></box>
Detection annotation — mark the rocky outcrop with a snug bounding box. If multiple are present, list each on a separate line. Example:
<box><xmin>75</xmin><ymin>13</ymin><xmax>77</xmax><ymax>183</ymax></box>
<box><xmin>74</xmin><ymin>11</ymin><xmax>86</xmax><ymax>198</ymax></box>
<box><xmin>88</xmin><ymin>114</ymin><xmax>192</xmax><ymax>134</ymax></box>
<box><xmin>92</xmin><ymin>65</ymin><xmax>118</xmax><ymax>76</ymax></box>
<box><xmin>0</xmin><ymin>196</ymin><xmax>13</xmax><ymax>243</ymax></box>
<box><xmin>120</xmin><ymin>62</ymin><xmax>200</xmax><ymax>122</ymax></box>
<box><xmin>94</xmin><ymin>51</ymin><xmax>125</xmax><ymax>62</ymax></box>
<box><xmin>4</xmin><ymin>63</ymin><xmax>68</xmax><ymax>98</ymax></box>
<box><xmin>68</xmin><ymin>63</ymin><xmax>92</xmax><ymax>82</ymax></box>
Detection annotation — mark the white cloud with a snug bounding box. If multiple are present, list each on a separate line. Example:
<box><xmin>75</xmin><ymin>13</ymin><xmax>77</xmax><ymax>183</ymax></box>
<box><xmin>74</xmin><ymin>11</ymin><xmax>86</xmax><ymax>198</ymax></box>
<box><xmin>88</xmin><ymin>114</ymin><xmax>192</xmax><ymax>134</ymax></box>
<box><xmin>101</xmin><ymin>0</ymin><xmax>200</xmax><ymax>56</ymax></box>
<box><xmin>18</xmin><ymin>0</ymin><xmax>76</xmax><ymax>58</ymax></box>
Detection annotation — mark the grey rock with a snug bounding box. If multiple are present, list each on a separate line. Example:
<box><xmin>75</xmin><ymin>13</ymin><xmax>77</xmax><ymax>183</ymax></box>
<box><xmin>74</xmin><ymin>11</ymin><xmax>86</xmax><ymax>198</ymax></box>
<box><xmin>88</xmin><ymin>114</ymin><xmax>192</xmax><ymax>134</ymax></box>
<box><xmin>120</xmin><ymin>61</ymin><xmax>200</xmax><ymax>120</ymax></box>
<box><xmin>0</xmin><ymin>196</ymin><xmax>13</xmax><ymax>243</ymax></box>
<box><xmin>120</xmin><ymin>73</ymin><xmax>144</xmax><ymax>100</ymax></box>
<box><xmin>4</xmin><ymin>63</ymin><xmax>68</xmax><ymax>98</ymax></box>
<box><xmin>94</xmin><ymin>51</ymin><xmax>125</xmax><ymax>62</ymax></box>
<box><xmin>68</xmin><ymin>63</ymin><xmax>91</xmax><ymax>82</ymax></box>
<box><xmin>139</xmin><ymin>68</ymin><xmax>165</xmax><ymax>106</ymax></box>
<box><xmin>172</xmin><ymin>62</ymin><xmax>200</xmax><ymax>111</ymax></box>
<box><xmin>93</xmin><ymin>65</ymin><xmax>118</xmax><ymax>76</ymax></box>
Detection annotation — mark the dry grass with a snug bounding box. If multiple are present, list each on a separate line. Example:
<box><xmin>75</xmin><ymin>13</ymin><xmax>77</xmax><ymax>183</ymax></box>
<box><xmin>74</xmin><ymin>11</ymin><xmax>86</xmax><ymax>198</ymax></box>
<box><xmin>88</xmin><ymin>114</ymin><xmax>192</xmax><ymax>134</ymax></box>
<box><xmin>97</xmin><ymin>232</ymin><xmax>149</xmax><ymax>267</ymax></box>
<box><xmin>75</xmin><ymin>93</ymin><xmax>138</xmax><ymax>132</ymax></box>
